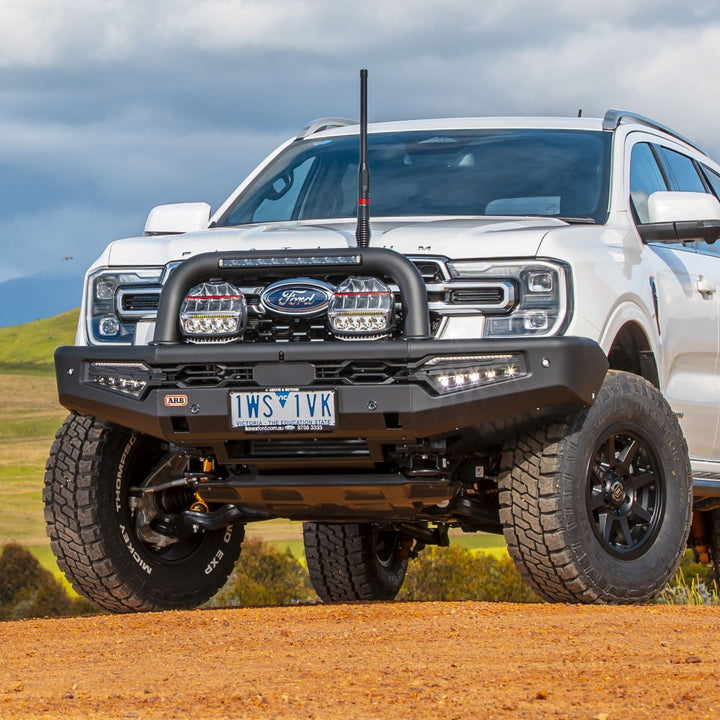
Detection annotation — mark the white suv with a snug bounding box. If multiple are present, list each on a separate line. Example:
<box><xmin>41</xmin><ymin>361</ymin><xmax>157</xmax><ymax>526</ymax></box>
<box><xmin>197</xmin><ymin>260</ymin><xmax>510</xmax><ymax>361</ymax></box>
<box><xmin>45</xmin><ymin>107</ymin><xmax>720</xmax><ymax>612</ymax></box>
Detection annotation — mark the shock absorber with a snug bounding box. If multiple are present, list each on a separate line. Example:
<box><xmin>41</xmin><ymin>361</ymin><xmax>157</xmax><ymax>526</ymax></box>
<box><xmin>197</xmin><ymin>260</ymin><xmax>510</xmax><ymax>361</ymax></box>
<box><xmin>691</xmin><ymin>511</ymin><xmax>710</xmax><ymax>564</ymax></box>
<box><xmin>190</xmin><ymin>458</ymin><xmax>214</xmax><ymax>512</ymax></box>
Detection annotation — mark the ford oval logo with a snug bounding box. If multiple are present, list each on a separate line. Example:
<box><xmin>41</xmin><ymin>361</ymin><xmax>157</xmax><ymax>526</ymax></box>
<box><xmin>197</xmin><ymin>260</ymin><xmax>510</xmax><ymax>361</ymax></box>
<box><xmin>260</xmin><ymin>279</ymin><xmax>335</xmax><ymax>316</ymax></box>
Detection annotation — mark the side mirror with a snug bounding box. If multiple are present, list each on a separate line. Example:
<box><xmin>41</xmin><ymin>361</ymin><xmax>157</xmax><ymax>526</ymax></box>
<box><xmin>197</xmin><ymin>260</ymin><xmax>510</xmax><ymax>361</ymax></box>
<box><xmin>144</xmin><ymin>202</ymin><xmax>211</xmax><ymax>236</ymax></box>
<box><xmin>638</xmin><ymin>191</ymin><xmax>720</xmax><ymax>244</ymax></box>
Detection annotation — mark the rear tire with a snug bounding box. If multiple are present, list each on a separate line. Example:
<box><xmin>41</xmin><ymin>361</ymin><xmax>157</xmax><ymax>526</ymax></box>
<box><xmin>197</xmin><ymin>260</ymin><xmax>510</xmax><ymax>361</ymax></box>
<box><xmin>499</xmin><ymin>370</ymin><xmax>692</xmax><ymax>604</ymax></box>
<box><xmin>44</xmin><ymin>413</ymin><xmax>243</xmax><ymax>613</ymax></box>
<box><xmin>303</xmin><ymin>522</ymin><xmax>407</xmax><ymax>602</ymax></box>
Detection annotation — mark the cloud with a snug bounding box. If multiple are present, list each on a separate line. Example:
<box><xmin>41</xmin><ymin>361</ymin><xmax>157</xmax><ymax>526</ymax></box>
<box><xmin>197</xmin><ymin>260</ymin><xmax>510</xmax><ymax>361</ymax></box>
<box><xmin>1</xmin><ymin>0</ymin><xmax>720</xmax><ymax>308</ymax></box>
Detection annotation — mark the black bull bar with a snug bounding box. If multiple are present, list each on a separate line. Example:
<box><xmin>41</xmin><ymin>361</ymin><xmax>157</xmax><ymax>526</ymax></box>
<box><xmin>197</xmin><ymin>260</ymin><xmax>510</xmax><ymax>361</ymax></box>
<box><xmin>55</xmin><ymin>247</ymin><xmax>609</xmax><ymax>455</ymax></box>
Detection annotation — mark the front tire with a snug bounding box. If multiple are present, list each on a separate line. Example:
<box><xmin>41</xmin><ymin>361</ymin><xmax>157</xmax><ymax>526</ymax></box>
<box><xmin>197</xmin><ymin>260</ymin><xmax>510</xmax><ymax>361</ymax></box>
<box><xmin>499</xmin><ymin>370</ymin><xmax>692</xmax><ymax>604</ymax></box>
<box><xmin>303</xmin><ymin>523</ymin><xmax>408</xmax><ymax>602</ymax></box>
<box><xmin>44</xmin><ymin>413</ymin><xmax>243</xmax><ymax>613</ymax></box>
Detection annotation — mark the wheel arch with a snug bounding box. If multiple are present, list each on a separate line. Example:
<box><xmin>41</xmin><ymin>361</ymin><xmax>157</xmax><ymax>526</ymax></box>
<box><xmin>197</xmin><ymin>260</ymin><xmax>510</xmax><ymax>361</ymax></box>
<box><xmin>600</xmin><ymin>302</ymin><xmax>660</xmax><ymax>388</ymax></box>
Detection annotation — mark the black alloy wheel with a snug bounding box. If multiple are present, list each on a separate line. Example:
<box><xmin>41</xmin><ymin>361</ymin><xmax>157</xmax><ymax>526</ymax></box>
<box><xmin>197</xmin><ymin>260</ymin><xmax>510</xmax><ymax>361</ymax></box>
<box><xmin>586</xmin><ymin>425</ymin><xmax>664</xmax><ymax>560</ymax></box>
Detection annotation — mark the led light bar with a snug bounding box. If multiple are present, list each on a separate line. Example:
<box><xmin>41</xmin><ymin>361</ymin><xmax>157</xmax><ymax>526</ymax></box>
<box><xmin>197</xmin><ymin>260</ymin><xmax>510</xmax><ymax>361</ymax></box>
<box><xmin>419</xmin><ymin>353</ymin><xmax>527</xmax><ymax>394</ymax></box>
<box><xmin>219</xmin><ymin>255</ymin><xmax>361</xmax><ymax>268</ymax></box>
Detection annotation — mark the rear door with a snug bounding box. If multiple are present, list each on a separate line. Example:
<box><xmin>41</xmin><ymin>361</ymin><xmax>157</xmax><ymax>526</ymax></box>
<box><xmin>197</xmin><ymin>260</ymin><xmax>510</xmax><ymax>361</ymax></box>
<box><xmin>629</xmin><ymin>139</ymin><xmax>720</xmax><ymax>461</ymax></box>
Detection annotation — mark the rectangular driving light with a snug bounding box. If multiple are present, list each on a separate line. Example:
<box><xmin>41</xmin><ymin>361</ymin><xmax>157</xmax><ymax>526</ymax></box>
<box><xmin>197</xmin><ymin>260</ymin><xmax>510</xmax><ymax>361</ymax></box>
<box><xmin>87</xmin><ymin>362</ymin><xmax>152</xmax><ymax>398</ymax></box>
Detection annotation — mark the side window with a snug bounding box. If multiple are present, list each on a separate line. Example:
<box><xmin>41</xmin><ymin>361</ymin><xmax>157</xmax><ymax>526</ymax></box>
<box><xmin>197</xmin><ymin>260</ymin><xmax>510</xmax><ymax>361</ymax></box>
<box><xmin>696</xmin><ymin>165</ymin><xmax>720</xmax><ymax>257</ymax></box>
<box><xmin>629</xmin><ymin>143</ymin><xmax>667</xmax><ymax>223</ymax></box>
<box><xmin>702</xmin><ymin>164</ymin><xmax>720</xmax><ymax>199</ymax></box>
<box><xmin>657</xmin><ymin>148</ymin><xmax>707</xmax><ymax>193</ymax></box>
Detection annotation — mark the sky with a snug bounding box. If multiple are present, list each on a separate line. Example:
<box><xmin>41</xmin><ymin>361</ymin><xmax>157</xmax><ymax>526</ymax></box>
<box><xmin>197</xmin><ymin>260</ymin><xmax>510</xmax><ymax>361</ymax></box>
<box><xmin>1</xmin><ymin>0</ymin><xmax>720</xmax><ymax>323</ymax></box>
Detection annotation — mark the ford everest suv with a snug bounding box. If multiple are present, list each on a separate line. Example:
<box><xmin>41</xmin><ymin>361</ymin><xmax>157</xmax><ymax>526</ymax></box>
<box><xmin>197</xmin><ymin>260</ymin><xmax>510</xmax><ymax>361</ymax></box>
<box><xmin>44</xmin><ymin>104</ymin><xmax>720</xmax><ymax>612</ymax></box>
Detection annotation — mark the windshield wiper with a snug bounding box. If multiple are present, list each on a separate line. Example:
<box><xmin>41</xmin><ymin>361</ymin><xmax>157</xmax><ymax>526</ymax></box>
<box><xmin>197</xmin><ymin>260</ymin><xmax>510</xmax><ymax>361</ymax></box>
<box><xmin>558</xmin><ymin>216</ymin><xmax>596</xmax><ymax>224</ymax></box>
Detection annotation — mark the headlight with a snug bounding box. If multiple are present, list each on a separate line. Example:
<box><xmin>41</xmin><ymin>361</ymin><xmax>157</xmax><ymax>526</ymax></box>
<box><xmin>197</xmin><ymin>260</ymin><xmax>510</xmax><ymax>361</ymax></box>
<box><xmin>327</xmin><ymin>276</ymin><xmax>395</xmax><ymax>340</ymax></box>
<box><xmin>446</xmin><ymin>260</ymin><xmax>570</xmax><ymax>337</ymax></box>
<box><xmin>87</xmin><ymin>268</ymin><xmax>164</xmax><ymax>345</ymax></box>
<box><xmin>179</xmin><ymin>281</ymin><xmax>247</xmax><ymax>342</ymax></box>
<box><xmin>418</xmin><ymin>353</ymin><xmax>527</xmax><ymax>394</ymax></box>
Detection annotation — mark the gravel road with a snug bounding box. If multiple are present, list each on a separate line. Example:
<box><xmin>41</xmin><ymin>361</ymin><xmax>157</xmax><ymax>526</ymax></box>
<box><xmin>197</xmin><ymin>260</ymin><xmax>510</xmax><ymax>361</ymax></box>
<box><xmin>2</xmin><ymin>602</ymin><xmax>719</xmax><ymax>719</ymax></box>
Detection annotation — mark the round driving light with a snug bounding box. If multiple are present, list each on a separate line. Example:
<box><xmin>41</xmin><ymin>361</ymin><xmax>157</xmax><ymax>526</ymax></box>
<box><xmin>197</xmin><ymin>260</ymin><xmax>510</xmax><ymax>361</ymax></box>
<box><xmin>98</xmin><ymin>316</ymin><xmax>120</xmax><ymax>336</ymax></box>
<box><xmin>524</xmin><ymin>310</ymin><xmax>549</xmax><ymax>330</ymax></box>
<box><xmin>328</xmin><ymin>276</ymin><xmax>395</xmax><ymax>340</ymax></box>
<box><xmin>179</xmin><ymin>281</ymin><xmax>246</xmax><ymax>342</ymax></box>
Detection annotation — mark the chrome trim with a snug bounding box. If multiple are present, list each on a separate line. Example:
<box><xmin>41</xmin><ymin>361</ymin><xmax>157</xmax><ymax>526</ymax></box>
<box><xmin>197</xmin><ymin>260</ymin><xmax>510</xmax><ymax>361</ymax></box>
<box><xmin>161</xmin><ymin>261</ymin><xmax>184</xmax><ymax>283</ymax></box>
<box><xmin>389</xmin><ymin>280</ymin><xmax>515</xmax><ymax>315</ymax></box>
<box><xmin>408</xmin><ymin>255</ymin><xmax>452</xmax><ymax>282</ymax></box>
<box><xmin>116</xmin><ymin>287</ymin><xmax>163</xmax><ymax>319</ymax></box>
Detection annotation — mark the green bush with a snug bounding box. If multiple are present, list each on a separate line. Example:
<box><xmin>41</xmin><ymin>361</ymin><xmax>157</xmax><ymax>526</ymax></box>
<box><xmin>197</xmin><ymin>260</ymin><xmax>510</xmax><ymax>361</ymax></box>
<box><xmin>0</xmin><ymin>543</ymin><xmax>95</xmax><ymax>620</ymax></box>
<box><xmin>208</xmin><ymin>538</ymin><xmax>317</xmax><ymax>607</ymax></box>
<box><xmin>398</xmin><ymin>545</ymin><xmax>540</xmax><ymax>603</ymax></box>
<box><xmin>656</xmin><ymin>550</ymin><xmax>719</xmax><ymax>606</ymax></box>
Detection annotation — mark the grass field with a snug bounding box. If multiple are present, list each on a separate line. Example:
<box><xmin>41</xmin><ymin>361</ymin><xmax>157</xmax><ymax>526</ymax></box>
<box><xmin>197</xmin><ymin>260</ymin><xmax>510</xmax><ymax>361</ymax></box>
<box><xmin>0</xmin><ymin>308</ymin><xmax>79</xmax><ymax>374</ymax></box>
<box><xmin>0</xmin><ymin>310</ymin><xmax>507</xmax><ymax>582</ymax></box>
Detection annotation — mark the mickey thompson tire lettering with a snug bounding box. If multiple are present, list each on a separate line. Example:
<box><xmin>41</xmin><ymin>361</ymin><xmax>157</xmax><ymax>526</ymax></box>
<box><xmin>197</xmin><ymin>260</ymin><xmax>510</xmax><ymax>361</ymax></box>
<box><xmin>498</xmin><ymin>370</ymin><xmax>692</xmax><ymax>604</ymax></box>
<box><xmin>43</xmin><ymin>412</ymin><xmax>243</xmax><ymax>613</ymax></box>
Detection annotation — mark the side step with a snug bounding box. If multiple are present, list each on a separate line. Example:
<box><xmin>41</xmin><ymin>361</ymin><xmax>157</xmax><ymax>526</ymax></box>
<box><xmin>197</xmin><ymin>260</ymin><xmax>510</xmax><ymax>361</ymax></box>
<box><xmin>693</xmin><ymin>473</ymin><xmax>720</xmax><ymax>509</ymax></box>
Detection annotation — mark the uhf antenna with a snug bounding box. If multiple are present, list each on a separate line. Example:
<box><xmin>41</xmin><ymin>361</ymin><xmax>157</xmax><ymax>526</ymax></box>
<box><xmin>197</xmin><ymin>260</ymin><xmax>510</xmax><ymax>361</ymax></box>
<box><xmin>356</xmin><ymin>68</ymin><xmax>371</xmax><ymax>248</ymax></box>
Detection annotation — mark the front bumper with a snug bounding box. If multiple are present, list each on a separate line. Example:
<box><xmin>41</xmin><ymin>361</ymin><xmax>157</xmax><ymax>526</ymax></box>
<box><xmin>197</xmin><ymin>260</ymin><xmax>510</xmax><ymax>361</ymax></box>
<box><xmin>56</xmin><ymin>336</ymin><xmax>608</xmax><ymax>462</ymax></box>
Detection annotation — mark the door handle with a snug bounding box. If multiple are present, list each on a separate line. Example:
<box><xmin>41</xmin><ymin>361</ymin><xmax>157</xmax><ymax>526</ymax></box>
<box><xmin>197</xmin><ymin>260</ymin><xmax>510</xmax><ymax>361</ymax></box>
<box><xmin>697</xmin><ymin>275</ymin><xmax>716</xmax><ymax>297</ymax></box>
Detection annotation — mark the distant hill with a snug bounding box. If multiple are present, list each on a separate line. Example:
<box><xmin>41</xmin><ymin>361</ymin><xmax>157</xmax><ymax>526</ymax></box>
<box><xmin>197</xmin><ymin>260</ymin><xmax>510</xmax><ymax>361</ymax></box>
<box><xmin>0</xmin><ymin>309</ymin><xmax>79</xmax><ymax>374</ymax></box>
<box><xmin>0</xmin><ymin>272</ymin><xmax>83</xmax><ymax>328</ymax></box>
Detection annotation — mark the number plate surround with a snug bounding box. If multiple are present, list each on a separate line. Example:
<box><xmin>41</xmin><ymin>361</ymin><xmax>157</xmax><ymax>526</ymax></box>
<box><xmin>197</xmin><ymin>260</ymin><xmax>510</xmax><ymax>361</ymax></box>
<box><xmin>230</xmin><ymin>388</ymin><xmax>336</xmax><ymax>432</ymax></box>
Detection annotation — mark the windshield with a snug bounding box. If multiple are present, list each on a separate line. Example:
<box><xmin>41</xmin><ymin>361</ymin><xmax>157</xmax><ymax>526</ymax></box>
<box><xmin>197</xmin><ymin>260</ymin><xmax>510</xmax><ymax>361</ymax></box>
<box><xmin>217</xmin><ymin>129</ymin><xmax>611</xmax><ymax>226</ymax></box>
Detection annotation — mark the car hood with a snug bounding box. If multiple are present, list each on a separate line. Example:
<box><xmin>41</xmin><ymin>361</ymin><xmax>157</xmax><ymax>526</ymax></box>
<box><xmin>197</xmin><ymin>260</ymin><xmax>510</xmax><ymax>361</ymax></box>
<box><xmin>106</xmin><ymin>217</ymin><xmax>569</xmax><ymax>267</ymax></box>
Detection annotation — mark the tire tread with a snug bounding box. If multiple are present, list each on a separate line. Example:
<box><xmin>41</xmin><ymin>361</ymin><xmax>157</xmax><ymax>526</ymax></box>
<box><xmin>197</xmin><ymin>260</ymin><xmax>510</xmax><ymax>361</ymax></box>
<box><xmin>44</xmin><ymin>412</ymin><xmax>241</xmax><ymax>612</ymax></box>
<box><xmin>498</xmin><ymin>371</ymin><xmax>692</xmax><ymax>604</ymax></box>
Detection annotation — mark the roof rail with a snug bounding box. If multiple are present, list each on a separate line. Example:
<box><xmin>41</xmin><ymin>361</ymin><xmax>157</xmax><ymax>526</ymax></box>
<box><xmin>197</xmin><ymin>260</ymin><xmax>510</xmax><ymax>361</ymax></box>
<box><xmin>602</xmin><ymin>109</ymin><xmax>705</xmax><ymax>154</ymax></box>
<box><xmin>297</xmin><ymin>117</ymin><xmax>358</xmax><ymax>140</ymax></box>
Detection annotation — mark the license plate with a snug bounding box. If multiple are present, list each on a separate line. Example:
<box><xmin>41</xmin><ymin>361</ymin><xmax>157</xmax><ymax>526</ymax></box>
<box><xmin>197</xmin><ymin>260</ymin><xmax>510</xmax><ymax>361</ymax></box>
<box><xmin>230</xmin><ymin>388</ymin><xmax>336</xmax><ymax>432</ymax></box>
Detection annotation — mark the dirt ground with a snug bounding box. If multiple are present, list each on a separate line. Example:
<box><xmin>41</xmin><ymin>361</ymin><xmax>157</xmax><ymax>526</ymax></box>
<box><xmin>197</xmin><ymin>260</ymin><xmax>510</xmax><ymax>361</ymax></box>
<box><xmin>2</xmin><ymin>602</ymin><xmax>719</xmax><ymax>720</ymax></box>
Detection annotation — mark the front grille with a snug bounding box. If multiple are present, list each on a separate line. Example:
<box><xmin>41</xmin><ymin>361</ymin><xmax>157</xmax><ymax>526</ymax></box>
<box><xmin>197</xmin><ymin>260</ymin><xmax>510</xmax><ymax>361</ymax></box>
<box><xmin>314</xmin><ymin>360</ymin><xmax>410</xmax><ymax>385</ymax></box>
<box><xmin>160</xmin><ymin>363</ymin><xmax>254</xmax><ymax>388</ymax></box>
<box><xmin>115</xmin><ymin>256</ymin><xmax>516</xmax><ymax>340</ymax></box>
<box><xmin>156</xmin><ymin>360</ymin><xmax>410</xmax><ymax>388</ymax></box>
<box><xmin>244</xmin><ymin>316</ymin><xmax>332</xmax><ymax>343</ymax></box>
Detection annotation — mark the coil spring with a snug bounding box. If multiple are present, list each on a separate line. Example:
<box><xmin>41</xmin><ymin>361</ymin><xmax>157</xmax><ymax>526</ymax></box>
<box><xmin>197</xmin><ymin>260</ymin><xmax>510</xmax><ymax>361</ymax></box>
<box><xmin>157</xmin><ymin>486</ymin><xmax>196</xmax><ymax>513</ymax></box>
